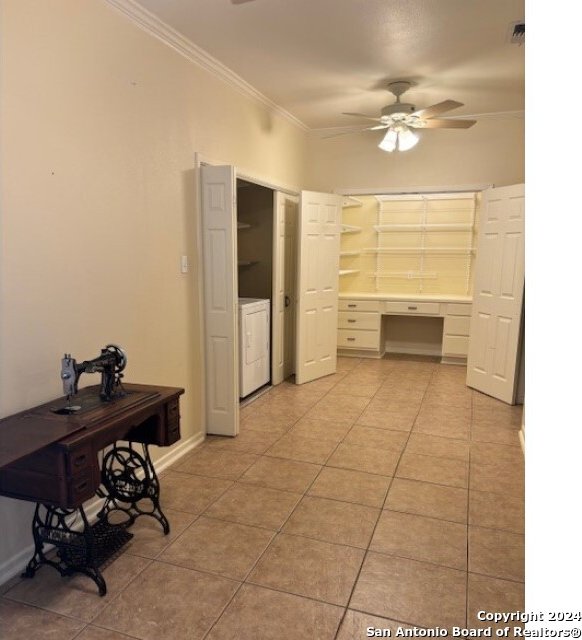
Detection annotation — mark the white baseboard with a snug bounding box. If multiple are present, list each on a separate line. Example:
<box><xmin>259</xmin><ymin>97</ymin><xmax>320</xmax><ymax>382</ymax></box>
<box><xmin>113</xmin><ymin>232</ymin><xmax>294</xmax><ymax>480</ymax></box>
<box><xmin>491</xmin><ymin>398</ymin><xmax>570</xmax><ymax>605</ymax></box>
<box><xmin>440</xmin><ymin>356</ymin><xmax>468</xmax><ymax>366</ymax></box>
<box><xmin>385</xmin><ymin>343</ymin><xmax>442</xmax><ymax>357</ymax></box>
<box><xmin>337</xmin><ymin>348</ymin><xmax>385</xmax><ymax>359</ymax></box>
<box><xmin>0</xmin><ymin>432</ymin><xmax>205</xmax><ymax>587</ymax></box>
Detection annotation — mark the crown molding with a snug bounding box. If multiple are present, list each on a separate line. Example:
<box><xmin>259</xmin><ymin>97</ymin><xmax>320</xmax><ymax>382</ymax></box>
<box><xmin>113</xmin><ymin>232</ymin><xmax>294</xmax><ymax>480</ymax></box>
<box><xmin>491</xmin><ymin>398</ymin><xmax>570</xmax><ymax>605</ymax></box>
<box><xmin>103</xmin><ymin>0</ymin><xmax>309</xmax><ymax>132</ymax></box>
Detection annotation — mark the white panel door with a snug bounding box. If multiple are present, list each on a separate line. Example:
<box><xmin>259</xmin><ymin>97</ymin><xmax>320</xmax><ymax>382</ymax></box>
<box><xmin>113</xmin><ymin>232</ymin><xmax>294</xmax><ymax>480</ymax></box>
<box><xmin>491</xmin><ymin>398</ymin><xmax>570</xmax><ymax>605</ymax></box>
<box><xmin>295</xmin><ymin>190</ymin><xmax>342</xmax><ymax>384</ymax></box>
<box><xmin>200</xmin><ymin>164</ymin><xmax>239</xmax><ymax>435</ymax></box>
<box><xmin>466</xmin><ymin>184</ymin><xmax>525</xmax><ymax>404</ymax></box>
<box><xmin>272</xmin><ymin>192</ymin><xmax>298</xmax><ymax>385</ymax></box>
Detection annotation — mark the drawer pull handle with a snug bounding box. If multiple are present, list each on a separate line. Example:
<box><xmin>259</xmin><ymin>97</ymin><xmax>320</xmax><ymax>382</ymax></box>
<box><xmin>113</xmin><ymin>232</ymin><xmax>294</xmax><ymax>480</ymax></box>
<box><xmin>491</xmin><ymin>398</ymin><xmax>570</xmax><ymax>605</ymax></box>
<box><xmin>347</xmin><ymin>337</ymin><xmax>356</xmax><ymax>341</ymax></box>
<box><xmin>408</xmin><ymin>306</ymin><xmax>418</xmax><ymax>310</ymax></box>
<box><xmin>347</xmin><ymin>319</ymin><xmax>356</xmax><ymax>323</ymax></box>
<box><xmin>347</xmin><ymin>304</ymin><xmax>357</xmax><ymax>308</ymax></box>
<box><xmin>75</xmin><ymin>480</ymin><xmax>88</xmax><ymax>492</ymax></box>
<box><xmin>73</xmin><ymin>455</ymin><xmax>86</xmax><ymax>467</ymax></box>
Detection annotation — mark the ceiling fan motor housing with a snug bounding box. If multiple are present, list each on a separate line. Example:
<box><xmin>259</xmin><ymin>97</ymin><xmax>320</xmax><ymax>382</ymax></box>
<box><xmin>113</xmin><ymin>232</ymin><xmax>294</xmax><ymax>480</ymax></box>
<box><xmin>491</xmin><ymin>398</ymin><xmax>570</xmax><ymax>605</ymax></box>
<box><xmin>381</xmin><ymin>102</ymin><xmax>416</xmax><ymax>117</ymax></box>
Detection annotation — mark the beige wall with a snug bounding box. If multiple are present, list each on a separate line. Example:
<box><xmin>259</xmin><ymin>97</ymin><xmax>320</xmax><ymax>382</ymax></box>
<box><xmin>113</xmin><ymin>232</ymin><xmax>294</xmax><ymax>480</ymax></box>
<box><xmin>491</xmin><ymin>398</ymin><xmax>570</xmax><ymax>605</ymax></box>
<box><xmin>306</xmin><ymin>117</ymin><xmax>524</xmax><ymax>192</ymax></box>
<box><xmin>0</xmin><ymin>0</ymin><xmax>307</xmax><ymax>575</ymax></box>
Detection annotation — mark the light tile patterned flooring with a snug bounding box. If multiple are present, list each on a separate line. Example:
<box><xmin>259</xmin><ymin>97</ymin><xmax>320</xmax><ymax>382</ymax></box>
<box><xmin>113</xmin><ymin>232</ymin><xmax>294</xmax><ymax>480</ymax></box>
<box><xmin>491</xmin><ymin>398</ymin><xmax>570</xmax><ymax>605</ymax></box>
<box><xmin>1</xmin><ymin>356</ymin><xmax>524</xmax><ymax>639</ymax></box>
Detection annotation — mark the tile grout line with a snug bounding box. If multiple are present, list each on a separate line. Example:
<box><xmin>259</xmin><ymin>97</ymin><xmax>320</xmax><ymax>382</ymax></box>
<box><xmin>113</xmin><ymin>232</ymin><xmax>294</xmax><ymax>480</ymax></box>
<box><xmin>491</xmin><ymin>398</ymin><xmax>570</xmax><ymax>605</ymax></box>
<box><xmin>199</xmin><ymin>368</ymin><xmax>361</xmax><ymax>640</ymax></box>
<box><xmin>332</xmin><ymin>359</ymin><xmax>438</xmax><ymax>639</ymax></box>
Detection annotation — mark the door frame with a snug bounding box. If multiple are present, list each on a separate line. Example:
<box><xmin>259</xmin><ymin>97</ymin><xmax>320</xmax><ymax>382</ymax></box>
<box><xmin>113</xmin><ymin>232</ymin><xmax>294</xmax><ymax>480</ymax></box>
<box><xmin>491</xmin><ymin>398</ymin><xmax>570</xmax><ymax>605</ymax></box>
<box><xmin>193</xmin><ymin>153</ymin><xmax>299</xmax><ymax>434</ymax></box>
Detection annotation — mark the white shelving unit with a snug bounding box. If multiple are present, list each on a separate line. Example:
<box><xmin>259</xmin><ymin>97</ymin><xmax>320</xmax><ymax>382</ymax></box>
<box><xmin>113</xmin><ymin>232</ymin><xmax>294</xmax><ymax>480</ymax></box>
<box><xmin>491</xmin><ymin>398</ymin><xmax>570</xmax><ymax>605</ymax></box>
<box><xmin>367</xmin><ymin>193</ymin><xmax>477</xmax><ymax>294</ymax></box>
<box><xmin>373</xmin><ymin>223</ymin><xmax>473</xmax><ymax>232</ymax></box>
<box><xmin>341</xmin><ymin>224</ymin><xmax>361</xmax><ymax>234</ymax></box>
<box><xmin>364</xmin><ymin>247</ymin><xmax>475</xmax><ymax>255</ymax></box>
<box><xmin>368</xmin><ymin>270</ymin><xmax>438</xmax><ymax>280</ymax></box>
<box><xmin>342</xmin><ymin>196</ymin><xmax>363</xmax><ymax>209</ymax></box>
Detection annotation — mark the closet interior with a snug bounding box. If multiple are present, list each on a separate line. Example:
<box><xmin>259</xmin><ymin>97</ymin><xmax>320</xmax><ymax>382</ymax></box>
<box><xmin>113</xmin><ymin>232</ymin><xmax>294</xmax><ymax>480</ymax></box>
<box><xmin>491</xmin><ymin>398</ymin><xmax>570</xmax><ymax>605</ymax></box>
<box><xmin>236</xmin><ymin>179</ymin><xmax>274</xmax><ymax>400</ymax></box>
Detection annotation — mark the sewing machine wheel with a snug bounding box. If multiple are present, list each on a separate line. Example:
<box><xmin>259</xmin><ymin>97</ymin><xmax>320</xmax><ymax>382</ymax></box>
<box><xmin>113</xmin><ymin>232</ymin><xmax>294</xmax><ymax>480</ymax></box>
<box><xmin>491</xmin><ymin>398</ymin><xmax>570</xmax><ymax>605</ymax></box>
<box><xmin>101</xmin><ymin>446</ymin><xmax>149</xmax><ymax>502</ymax></box>
<box><xmin>104</xmin><ymin>344</ymin><xmax>127</xmax><ymax>372</ymax></box>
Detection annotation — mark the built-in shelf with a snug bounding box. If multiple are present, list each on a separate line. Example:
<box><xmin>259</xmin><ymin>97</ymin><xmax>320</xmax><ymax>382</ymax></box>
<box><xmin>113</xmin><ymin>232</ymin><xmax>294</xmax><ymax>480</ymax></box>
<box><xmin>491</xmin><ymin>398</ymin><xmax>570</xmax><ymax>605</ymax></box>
<box><xmin>238</xmin><ymin>260</ymin><xmax>258</xmax><ymax>267</ymax></box>
<box><xmin>339</xmin><ymin>269</ymin><xmax>360</xmax><ymax>276</ymax></box>
<box><xmin>364</xmin><ymin>247</ymin><xmax>475</xmax><ymax>255</ymax></box>
<box><xmin>368</xmin><ymin>271</ymin><xmax>438</xmax><ymax>280</ymax></box>
<box><xmin>373</xmin><ymin>223</ymin><xmax>473</xmax><ymax>232</ymax></box>
<box><xmin>237</xmin><ymin>222</ymin><xmax>251</xmax><ymax>230</ymax></box>
<box><xmin>340</xmin><ymin>251</ymin><xmax>361</xmax><ymax>257</ymax></box>
<box><xmin>342</xmin><ymin>196</ymin><xmax>363</xmax><ymax>209</ymax></box>
<box><xmin>341</xmin><ymin>224</ymin><xmax>362</xmax><ymax>234</ymax></box>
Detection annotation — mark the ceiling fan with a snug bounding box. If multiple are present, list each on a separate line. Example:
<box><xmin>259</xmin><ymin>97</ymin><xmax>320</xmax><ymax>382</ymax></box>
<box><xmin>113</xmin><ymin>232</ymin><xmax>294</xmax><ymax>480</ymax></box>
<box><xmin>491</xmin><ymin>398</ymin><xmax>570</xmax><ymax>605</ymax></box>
<box><xmin>336</xmin><ymin>81</ymin><xmax>477</xmax><ymax>152</ymax></box>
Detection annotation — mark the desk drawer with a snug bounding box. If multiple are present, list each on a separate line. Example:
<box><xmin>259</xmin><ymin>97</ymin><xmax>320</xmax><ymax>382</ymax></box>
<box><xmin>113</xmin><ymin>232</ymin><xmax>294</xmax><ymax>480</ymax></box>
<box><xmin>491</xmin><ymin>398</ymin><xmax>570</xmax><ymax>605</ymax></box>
<box><xmin>339</xmin><ymin>299</ymin><xmax>381</xmax><ymax>312</ymax></box>
<box><xmin>384</xmin><ymin>301</ymin><xmax>441</xmax><ymax>316</ymax></box>
<box><xmin>338</xmin><ymin>311</ymin><xmax>380</xmax><ymax>331</ymax></box>
<box><xmin>444</xmin><ymin>316</ymin><xmax>471</xmax><ymax>337</ymax></box>
<box><xmin>447</xmin><ymin>303</ymin><xmax>472</xmax><ymax>316</ymax></box>
<box><xmin>442</xmin><ymin>335</ymin><xmax>470</xmax><ymax>357</ymax></box>
<box><xmin>338</xmin><ymin>329</ymin><xmax>380</xmax><ymax>350</ymax></box>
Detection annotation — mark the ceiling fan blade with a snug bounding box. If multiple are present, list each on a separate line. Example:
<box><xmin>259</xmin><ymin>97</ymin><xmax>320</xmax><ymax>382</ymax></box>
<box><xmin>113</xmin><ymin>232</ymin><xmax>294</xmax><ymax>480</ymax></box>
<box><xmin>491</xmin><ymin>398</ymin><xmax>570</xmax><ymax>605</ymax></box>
<box><xmin>322</xmin><ymin>125</ymin><xmax>387</xmax><ymax>139</ymax></box>
<box><xmin>342</xmin><ymin>112</ymin><xmax>384</xmax><ymax>122</ymax></box>
<box><xmin>412</xmin><ymin>100</ymin><xmax>463</xmax><ymax>119</ymax></box>
<box><xmin>420</xmin><ymin>118</ymin><xmax>477</xmax><ymax>129</ymax></box>
<box><xmin>443</xmin><ymin>110</ymin><xmax>524</xmax><ymax>120</ymax></box>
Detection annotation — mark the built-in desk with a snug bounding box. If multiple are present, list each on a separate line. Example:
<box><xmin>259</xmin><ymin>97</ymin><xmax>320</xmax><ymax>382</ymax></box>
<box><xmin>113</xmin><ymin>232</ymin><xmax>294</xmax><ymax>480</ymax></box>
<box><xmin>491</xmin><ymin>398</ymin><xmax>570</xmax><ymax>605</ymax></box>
<box><xmin>337</xmin><ymin>293</ymin><xmax>472</xmax><ymax>363</ymax></box>
<box><xmin>0</xmin><ymin>383</ymin><xmax>184</xmax><ymax>595</ymax></box>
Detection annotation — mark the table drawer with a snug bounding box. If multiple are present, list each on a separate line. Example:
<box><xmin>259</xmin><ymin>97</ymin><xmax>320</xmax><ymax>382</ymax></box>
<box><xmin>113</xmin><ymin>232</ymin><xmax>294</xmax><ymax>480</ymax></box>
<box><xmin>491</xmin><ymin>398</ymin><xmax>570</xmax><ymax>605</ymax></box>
<box><xmin>337</xmin><ymin>329</ymin><xmax>380</xmax><ymax>350</ymax></box>
<box><xmin>384</xmin><ymin>301</ymin><xmax>441</xmax><ymax>316</ymax></box>
<box><xmin>339</xmin><ymin>299</ymin><xmax>381</xmax><ymax>312</ymax></box>
<box><xmin>442</xmin><ymin>335</ymin><xmax>470</xmax><ymax>357</ymax></box>
<box><xmin>68</xmin><ymin>470</ymin><xmax>98</xmax><ymax>506</ymax></box>
<box><xmin>447</xmin><ymin>303</ymin><xmax>472</xmax><ymax>316</ymax></box>
<box><xmin>444</xmin><ymin>316</ymin><xmax>471</xmax><ymax>337</ymax></box>
<box><xmin>338</xmin><ymin>311</ymin><xmax>380</xmax><ymax>331</ymax></box>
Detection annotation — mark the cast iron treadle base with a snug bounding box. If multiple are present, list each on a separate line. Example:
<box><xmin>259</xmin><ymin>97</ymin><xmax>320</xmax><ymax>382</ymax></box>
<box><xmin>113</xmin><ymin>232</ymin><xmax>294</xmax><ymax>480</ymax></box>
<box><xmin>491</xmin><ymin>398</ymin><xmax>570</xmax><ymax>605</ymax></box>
<box><xmin>22</xmin><ymin>504</ymin><xmax>132</xmax><ymax>596</ymax></box>
<box><xmin>97</xmin><ymin>442</ymin><xmax>170</xmax><ymax>535</ymax></box>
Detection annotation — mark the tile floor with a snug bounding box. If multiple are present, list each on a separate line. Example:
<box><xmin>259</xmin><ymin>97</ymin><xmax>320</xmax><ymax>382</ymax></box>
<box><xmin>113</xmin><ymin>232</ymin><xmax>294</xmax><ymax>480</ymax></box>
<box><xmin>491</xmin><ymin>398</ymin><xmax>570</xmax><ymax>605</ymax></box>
<box><xmin>0</xmin><ymin>355</ymin><xmax>524</xmax><ymax>639</ymax></box>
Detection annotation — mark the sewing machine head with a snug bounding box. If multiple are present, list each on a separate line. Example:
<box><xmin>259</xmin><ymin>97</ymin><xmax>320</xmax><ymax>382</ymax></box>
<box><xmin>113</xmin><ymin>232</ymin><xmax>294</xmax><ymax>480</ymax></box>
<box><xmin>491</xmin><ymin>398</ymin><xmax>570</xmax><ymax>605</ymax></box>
<box><xmin>61</xmin><ymin>344</ymin><xmax>127</xmax><ymax>404</ymax></box>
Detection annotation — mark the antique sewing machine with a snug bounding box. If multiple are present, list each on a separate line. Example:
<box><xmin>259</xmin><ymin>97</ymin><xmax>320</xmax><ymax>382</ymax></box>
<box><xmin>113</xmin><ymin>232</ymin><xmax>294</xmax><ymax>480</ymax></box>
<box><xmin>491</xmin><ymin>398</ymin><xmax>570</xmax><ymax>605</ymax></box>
<box><xmin>0</xmin><ymin>343</ymin><xmax>184</xmax><ymax>596</ymax></box>
<box><xmin>60</xmin><ymin>344</ymin><xmax>127</xmax><ymax>409</ymax></box>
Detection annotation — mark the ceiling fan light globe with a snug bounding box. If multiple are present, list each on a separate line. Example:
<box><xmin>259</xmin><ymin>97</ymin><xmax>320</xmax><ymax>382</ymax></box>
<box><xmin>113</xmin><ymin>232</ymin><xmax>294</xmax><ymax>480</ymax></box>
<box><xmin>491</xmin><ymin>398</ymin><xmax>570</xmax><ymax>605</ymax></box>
<box><xmin>378</xmin><ymin>128</ymin><xmax>397</xmax><ymax>152</ymax></box>
<box><xmin>397</xmin><ymin>127</ymin><xmax>419</xmax><ymax>151</ymax></box>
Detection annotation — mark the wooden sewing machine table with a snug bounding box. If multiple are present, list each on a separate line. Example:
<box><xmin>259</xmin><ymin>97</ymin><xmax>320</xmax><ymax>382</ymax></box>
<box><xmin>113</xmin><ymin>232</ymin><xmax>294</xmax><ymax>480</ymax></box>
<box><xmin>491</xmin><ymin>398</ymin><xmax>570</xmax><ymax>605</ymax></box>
<box><xmin>0</xmin><ymin>383</ymin><xmax>184</xmax><ymax>595</ymax></box>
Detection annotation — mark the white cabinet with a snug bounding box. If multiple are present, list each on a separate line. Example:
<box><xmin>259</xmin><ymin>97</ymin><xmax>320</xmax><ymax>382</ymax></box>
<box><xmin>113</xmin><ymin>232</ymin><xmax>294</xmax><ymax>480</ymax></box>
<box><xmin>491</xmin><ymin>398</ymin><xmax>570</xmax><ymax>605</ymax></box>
<box><xmin>336</xmin><ymin>298</ymin><xmax>381</xmax><ymax>355</ymax></box>
<box><xmin>384</xmin><ymin>301</ymin><xmax>442</xmax><ymax>316</ymax></box>
<box><xmin>337</xmin><ymin>295</ymin><xmax>473</xmax><ymax>363</ymax></box>
<box><xmin>442</xmin><ymin>302</ymin><xmax>472</xmax><ymax>362</ymax></box>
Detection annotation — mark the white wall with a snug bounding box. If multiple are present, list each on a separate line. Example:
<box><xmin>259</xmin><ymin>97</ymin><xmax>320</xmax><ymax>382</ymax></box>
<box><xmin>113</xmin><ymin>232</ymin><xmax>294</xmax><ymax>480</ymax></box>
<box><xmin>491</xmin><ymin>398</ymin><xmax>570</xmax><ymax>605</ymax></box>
<box><xmin>0</xmin><ymin>0</ymin><xmax>307</xmax><ymax>579</ymax></box>
<box><xmin>306</xmin><ymin>117</ymin><xmax>524</xmax><ymax>192</ymax></box>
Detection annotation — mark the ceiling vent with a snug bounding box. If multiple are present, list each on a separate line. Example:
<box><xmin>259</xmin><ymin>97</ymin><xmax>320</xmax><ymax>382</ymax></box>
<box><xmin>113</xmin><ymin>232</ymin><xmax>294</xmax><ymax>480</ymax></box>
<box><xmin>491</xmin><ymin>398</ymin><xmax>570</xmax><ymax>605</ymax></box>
<box><xmin>509</xmin><ymin>21</ymin><xmax>525</xmax><ymax>45</ymax></box>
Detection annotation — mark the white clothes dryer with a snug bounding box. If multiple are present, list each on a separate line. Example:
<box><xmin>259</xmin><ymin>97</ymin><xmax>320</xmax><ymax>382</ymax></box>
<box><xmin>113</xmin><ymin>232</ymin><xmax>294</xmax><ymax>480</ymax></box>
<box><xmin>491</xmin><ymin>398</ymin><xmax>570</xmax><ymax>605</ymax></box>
<box><xmin>238</xmin><ymin>298</ymin><xmax>270</xmax><ymax>398</ymax></box>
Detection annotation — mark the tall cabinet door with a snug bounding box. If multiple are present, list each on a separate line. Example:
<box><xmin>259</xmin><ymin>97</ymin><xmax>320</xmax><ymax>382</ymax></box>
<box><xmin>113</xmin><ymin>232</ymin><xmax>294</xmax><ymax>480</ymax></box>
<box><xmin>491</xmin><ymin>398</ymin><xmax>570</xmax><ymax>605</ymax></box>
<box><xmin>200</xmin><ymin>164</ymin><xmax>239</xmax><ymax>435</ymax></box>
<box><xmin>272</xmin><ymin>192</ymin><xmax>299</xmax><ymax>385</ymax></box>
<box><xmin>466</xmin><ymin>183</ymin><xmax>525</xmax><ymax>404</ymax></box>
<box><xmin>295</xmin><ymin>190</ymin><xmax>342</xmax><ymax>384</ymax></box>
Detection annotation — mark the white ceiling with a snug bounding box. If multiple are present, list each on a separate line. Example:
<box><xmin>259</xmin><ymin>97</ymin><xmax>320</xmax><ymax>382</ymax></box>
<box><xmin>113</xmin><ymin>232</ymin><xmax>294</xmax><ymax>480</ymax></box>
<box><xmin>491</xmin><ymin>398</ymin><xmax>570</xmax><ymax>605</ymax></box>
<box><xmin>134</xmin><ymin>0</ymin><xmax>525</xmax><ymax>130</ymax></box>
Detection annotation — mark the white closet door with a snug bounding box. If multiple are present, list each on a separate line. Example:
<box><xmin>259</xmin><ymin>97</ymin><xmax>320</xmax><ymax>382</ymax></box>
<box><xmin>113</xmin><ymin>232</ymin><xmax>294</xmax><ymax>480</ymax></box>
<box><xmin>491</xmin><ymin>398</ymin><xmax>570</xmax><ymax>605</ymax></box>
<box><xmin>466</xmin><ymin>183</ymin><xmax>525</xmax><ymax>404</ymax></box>
<box><xmin>200</xmin><ymin>164</ymin><xmax>239</xmax><ymax>435</ymax></box>
<box><xmin>295</xmin><ymin>190</ymin><xmax>342</xmax><ymax>384</ymax></box>
<box><xmin>272</xmin><ymin>192</ymin><xmax>298</xmax><ymax>385</ymax></box>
